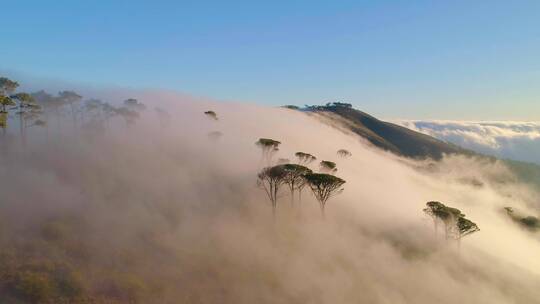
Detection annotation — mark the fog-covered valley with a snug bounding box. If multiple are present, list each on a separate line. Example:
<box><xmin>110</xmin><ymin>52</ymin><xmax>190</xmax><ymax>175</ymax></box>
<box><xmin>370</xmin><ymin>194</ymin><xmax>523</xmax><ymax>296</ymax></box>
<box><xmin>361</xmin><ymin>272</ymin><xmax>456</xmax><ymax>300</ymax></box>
<box><xmin>1</xmin><ymin>84</ymin><xmax>540</xmax><ymax>303</ymax></box>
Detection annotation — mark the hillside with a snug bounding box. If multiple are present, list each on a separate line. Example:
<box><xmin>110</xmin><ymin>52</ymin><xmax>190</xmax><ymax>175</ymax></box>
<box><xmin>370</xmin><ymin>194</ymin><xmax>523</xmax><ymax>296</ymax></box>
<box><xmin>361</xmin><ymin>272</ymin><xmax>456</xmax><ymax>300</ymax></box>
<box><xmin>302</xmin><ymin>103</ymin><xmax>472</xmax><ymax>160</ymax></box>
<box><xmin>295</xmin><ymin>103</ymin><xmax>540</xmax><ymax>187</ymax></box>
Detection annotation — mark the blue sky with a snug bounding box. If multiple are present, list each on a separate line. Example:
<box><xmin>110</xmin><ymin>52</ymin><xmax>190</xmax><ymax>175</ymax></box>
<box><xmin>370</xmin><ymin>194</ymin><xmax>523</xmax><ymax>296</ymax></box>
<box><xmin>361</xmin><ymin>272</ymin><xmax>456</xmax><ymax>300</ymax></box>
<box><xmin>1</xmin><ymin>0</ymin><xmax>539</xmax><ymax>120</ymax></box>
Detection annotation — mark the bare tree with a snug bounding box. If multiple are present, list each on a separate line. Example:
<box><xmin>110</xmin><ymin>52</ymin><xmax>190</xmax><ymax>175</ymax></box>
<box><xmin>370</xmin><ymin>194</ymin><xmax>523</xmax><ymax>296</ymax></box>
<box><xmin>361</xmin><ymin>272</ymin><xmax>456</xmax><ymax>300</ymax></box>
<box><xmin>295</xmin><ymin>152</ymin><xmax>316</xmax><ymax>165</ymax></box>
<box><xmin>257</xmin><ymin>165</ymin><xmax>288</xmax><ymax>219</ymax></box>
<box><xmin>255</xmin><ymin>138</ymin><xmax>281</xmax><ymax>165</ymax></box>
<box><xmin>304</xmin><ymin>173</ymin><xmax>346</xmax><ymax>217</ymax></box>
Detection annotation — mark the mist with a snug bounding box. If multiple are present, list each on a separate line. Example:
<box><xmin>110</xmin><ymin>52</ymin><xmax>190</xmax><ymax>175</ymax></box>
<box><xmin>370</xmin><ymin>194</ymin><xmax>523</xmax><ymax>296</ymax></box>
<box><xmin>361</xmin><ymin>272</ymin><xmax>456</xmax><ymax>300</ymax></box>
<box><xmin>1</xmin><ymin>89</ymin><xmax>540</xmax><ymax>303</ymax></box>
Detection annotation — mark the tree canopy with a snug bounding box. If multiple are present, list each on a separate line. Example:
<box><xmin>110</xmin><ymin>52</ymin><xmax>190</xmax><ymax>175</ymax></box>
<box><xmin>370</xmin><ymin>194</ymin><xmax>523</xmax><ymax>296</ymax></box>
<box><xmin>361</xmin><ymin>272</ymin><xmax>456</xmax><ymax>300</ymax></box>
<box><xmin>204</xmin><ymin>110</ymin><xmax>218</xmax><ymax>120</ymax></box>
<box><xmin>295</xmin><ymin>152</ymin><xmax>316</xmax><ymax>165</ymax></box>
<box><xmin>337</xmin><ymin>149</ymin><xmax>352</xmax><ymax>158</ymax></box>
<box><xmin>257</xmin><ymin>165</ymin><xmax>288</xmax><ymax>217</ymax></box>
<box><xmin>304</xmin><ymin>173</ymin><xmax>345</xmax><ymax>216</ymax></box>
<box><xmin>319</xmin><ymin>160</ymin><xmax>337</xmax><ymax>173</ymax></box>
<box><xmin>282</xmin><ymin>164</ymin><xmax>312</xmax><ymax>205</ymax></box>
<box><xmin>424</xmin><ymin>201</ymin><xmax>479</xmax><ymax>241</ymax></box>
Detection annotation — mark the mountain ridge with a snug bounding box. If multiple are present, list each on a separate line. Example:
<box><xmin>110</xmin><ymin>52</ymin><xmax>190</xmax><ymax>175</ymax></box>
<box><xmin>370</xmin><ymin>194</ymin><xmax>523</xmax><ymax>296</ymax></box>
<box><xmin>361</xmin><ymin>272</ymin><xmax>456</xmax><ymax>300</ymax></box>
<box><xmin>288</xmin><ymin>103</ymin><xmax>540</xmax><ymax>187</ymax></box>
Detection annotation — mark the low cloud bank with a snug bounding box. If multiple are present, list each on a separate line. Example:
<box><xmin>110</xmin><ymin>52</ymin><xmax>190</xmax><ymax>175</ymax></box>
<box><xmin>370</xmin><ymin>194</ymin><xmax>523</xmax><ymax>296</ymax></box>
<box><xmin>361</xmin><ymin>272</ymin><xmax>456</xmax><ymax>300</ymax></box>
<box><xmin>0</xmin><ymin>87</ymin><xmax>539</xmax><ymax>303</ymax></box>
<box><xmin>398</xmin><ymin>120</ymin><xmax>540</xmax><ymax>164</ymax></box>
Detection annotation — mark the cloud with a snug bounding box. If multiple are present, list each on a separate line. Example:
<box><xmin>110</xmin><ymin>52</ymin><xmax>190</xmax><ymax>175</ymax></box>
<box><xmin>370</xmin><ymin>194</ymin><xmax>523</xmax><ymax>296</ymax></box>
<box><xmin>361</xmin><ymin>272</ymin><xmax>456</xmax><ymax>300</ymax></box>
<box><xmin>396</xmin><ymin>120</ymin><xmax>540</xmax><ymax>164</ymax></box>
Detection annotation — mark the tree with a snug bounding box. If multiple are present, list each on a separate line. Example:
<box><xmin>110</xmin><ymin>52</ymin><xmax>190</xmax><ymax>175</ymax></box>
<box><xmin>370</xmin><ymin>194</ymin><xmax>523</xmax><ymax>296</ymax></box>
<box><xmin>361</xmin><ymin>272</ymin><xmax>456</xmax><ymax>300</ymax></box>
<box><xmin>423</xmin><ymin>201</ymin><xmax>463</xmax><ymax>239</ymax></box>
<box><xmin>31</xmin><ymin>90</ymin><xmax>57</xmax><ymax>137</ymax></box>
<box><xmin>503</xmin><ymin>206</ymin><xmax>540</xmax><ymax>231</ymax></box>
<box><xmin>84</xmin><ymin>99</ymin><xmax>104</xmax><ymax>119</ymax></box>
<box><xmin>337</xmin><ymin>149</ymin><xmax>352</xmax><ymax>158</ymax></box>
<box><xmin>204</xmin><ymin>110</ymin><xmax>218</xmax><ymax>120</ymax></box>
<box><xmin>304</xmin><ymin>173</ymin><xmax>345</xmax><ymax>217</ymax></box>
<box><xmin>255</xmin><ymin>138</ymin><xmax>281</xmax><ymax>165</ymax></box>
<box><xmin>0</xmin><ymin>96</ymin><xmax>15</xmax><ymax>136</ymax></box>
<box><xmin>319</xmin><ymin>160</ymin><xmax>337</xmax><ymax>174</ymax></box>
<box><xmin>295</xmin><ymin>152</ymin><xmax>316</xmax><ymax>165</ymax></box>
<box><xmin>326</xmin><ymin>102</ymin><xmax>352</xmax><ymax>108</ymax></box>
<box><xmin>257</xmin><ymin>165</ymin><xmax>288</xmax><ymax>218</ymax></box>
<box><xmin>116</xmin><ymin>107</ymin><xmax>140</xmax><ymax>126</ymax></box>
<box><xmin>423</xmin><ymin>201</ymin><xmax>479</xmax><ymax>248</ymax></box>
<box><xmin>282</xmin><ymin>164</ymin><xmax>312</xmax><ymax>206</ymax></box>
<box><xmin>101</xmin><ymin>102</ymin><xmax>118</xmax><ymax>130</ymax></box>
<box><xmin>11</xmin><ymin>93</ymin><xmax>43</xmax><ymax>146</ymax></box>
<box><xmin>124</xmin><ymin>98</ymin><xmax>146</xmax><ymax>112</ymax></box>
<box><xmin>454</xmin><ymin>217</ymin><xmax>480</xmax><ymax>249</ymax></box>
<box><xmin>282</xmin><ymin>105</ymin><xmax>299</xmax><ymax>110</ymax></box>
<box><xmin>58</xmin><ymin>91</ymin><xmax>82</xmax><ymax>129</ymax></box>
<box><xmin>0</xmin><ymin>77</ymin><xmax>19</xmax><ymax>96</ymax></box>
<box><xmin>0</xmin><ymin>77</ymin><xmax>19</xmax><ymax>137</ymax></box>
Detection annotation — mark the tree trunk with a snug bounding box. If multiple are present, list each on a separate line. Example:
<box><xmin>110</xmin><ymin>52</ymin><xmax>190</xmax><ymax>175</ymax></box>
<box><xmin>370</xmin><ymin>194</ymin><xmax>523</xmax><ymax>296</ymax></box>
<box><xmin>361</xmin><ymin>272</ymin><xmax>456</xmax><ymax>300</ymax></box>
<box><xmin>290</xmin><ymin>189</ymin><xmax>294</xmax><ymax>207</ymax></box>
<box><xmin>19</xmin><ymin>113</ymin><xmax>26</xmax><ymax>148</ymax></box>
<box><xmin>70</xmin><ymin>103</ymin><xmax>77</xmax><ymax>130</ymax></box>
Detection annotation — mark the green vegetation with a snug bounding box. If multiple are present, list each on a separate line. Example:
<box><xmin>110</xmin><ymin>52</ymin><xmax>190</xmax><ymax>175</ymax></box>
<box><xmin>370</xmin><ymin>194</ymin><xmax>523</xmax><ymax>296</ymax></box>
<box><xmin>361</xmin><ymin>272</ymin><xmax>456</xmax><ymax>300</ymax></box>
<box><xmin>319</xmin><ymin>160</ymin><xmax>337</xmax><ymax>174</ymax></box>
<box><xmin>255</xmin><ymin>138</ymin><xmax>281</xmax><ymax>165</ymax></box>
<box><xmin>295</xmin><ymin>152</ymin><xmax>316</xmax><ymax>165</ymax></box>
<box><xmin>282</xmin><ymin>164</ymin><xmax>312</xmax><ymax>205</ymax></box>
<box><xmin>423</xmin><ymin>201</ymin><xmax>479</xmax><ymax>245</ymax></box>
<box><xmin>257</xmin><ymin>165</ymin><xmax>288</xmax><ymax>218</ymax></box>
<box><xmin>337</xmin><ymin>149</ymin><xmax>352</xmax><ymax>158</ymax></box>
<box><xmin>504</xmin><ymin>207</ymin><xmax>540</xmax><ymax>231</ymax></box>
<box><xmin>204</xmin><ymin>110</ymin><xmax>218</xmax><ymax>120</ymax></box>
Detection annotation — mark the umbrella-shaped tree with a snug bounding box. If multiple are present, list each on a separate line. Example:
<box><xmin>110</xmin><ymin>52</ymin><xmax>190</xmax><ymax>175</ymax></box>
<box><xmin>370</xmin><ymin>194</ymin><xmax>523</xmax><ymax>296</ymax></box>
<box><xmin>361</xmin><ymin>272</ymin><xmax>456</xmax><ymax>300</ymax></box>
<box><xmin>423</xmin><ymin>201</ymin><xmax>463</xmax><ymax>239</ymax></box>
<box><xmin>304</xmin><ymin>173</ymin><xmax>346</xmax><ymax>217</ymax></box>
<box><xmin>282</xmin><ymin>164</ymin><xmax>312</xmax><ymax>206</ymax></box>
<box><xmin>423</xmin><ymin>201</ymin><xmax>479</xmax><ymax>247</ymax></box>
<box><xmin>257</xmin><ymin>165</ymin><xmax>288</xmax><ymax>219</ymax></box>
<box><xmin>124</xmin><ymin>98</ymin><xmax>146</xmax><ymax>112</ymax></box>
<box><xmin>255</xmin><ymin>138</ymin><xmax>281</xmax><ymax>165</ymax></box>
<box><xmin>454</xmin><ymin>217</ymin><xmax>480</xmax><ymax>249</ymax></box>
<box><xmin>204</xmin><ymin>110</ymin><xmax>218</xmax><ymax>120</ymax></box>
<box><xmin>295</xmin><ymin>152</ymin><xmax>317</xmax><ymax>165</ymax></box>
<box><xmin>337</xmin><ymin>149</ymin><xmax>352</xmax><ymax>158</ymax></box>
<box><xmin>319</xmin><ymin>160</ymin><xmax>337</xmax><ymax>174</ymax></box>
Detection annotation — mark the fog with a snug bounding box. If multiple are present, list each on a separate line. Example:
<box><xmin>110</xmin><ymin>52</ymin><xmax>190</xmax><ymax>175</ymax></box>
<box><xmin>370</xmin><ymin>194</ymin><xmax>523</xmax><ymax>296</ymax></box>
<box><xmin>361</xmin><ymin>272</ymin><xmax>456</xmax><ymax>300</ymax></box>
<box><xmin>1</xmin><ymin>90</ymin><xmax>540</xmax><ymax>303</ymax></box>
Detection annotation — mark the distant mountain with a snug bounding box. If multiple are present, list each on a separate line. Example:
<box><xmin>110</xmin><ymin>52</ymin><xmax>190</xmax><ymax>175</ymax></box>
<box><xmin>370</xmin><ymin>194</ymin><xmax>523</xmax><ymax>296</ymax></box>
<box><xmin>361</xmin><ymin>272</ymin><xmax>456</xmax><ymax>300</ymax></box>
<box><xmin>294</xmin><ymin>103</ymin><xmax>540</xmax><ymax>187</ymax></box>
<box><xmin>301</xmin><ymin>103</ymin><xmax>472</xmax><ymax>160</ymax></box>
